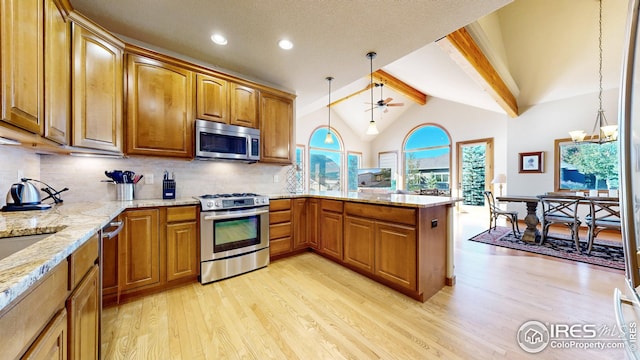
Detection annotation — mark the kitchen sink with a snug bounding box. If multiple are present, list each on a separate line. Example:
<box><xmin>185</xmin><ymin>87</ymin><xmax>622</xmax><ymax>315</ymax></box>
<box><xmin>0</xmin><ymin>234</ymin><xmax>51</xmax><ymax>261</ymax></box>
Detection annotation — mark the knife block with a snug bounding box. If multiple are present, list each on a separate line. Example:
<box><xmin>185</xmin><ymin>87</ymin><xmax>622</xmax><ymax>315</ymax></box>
<box><xmin>163</xmin><ymin>179</ymin><xmax>176</xmax><ymax>199</ymax></box>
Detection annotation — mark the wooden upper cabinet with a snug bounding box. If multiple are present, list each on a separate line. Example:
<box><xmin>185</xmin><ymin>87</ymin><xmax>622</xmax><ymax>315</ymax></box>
<box><xmin>1</xmin><ymin>0</ymin><xmax>44</xmax><ymax>134</ymax></box>
<box><xmin>126</xmin><ymin>53</ymin><xmax>194</xmax><ymax>158</ymax></box>
<box><xmin>71</xmin><ymin>21</ymin><xmax>123</xmax><ymax>152</ymax></box>
<box><xmin>229</xmin><ymin>82</ymin><xmax>258</xmax><ymax>128</ymax></box>
<box><xmin>44</xmin><ymin>0</ymin><xmax>71</xmax><ymax>145</ymax></box>
<box><xmin>259</xmin><ymin>92</ymin><xmax>294</xmax><ymax>164</ymax></box>
<box><xmin>196</xmin><ymin>73</ymin><xmax>228</xmax><ymax>123</ymax></box>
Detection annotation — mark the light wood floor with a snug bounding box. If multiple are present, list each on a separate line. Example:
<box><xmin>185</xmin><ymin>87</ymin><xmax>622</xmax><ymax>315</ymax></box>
<box><xmin>102</xmin><ymin>211</ymin><xmax>628</xmax><ymax>359</ymax></box>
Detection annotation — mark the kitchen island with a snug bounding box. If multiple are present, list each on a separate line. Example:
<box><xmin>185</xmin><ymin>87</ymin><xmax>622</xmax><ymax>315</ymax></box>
<box><xmin>268</xmin><ymin>191</ymin><xmax>461</xmax><ymax>301</ymax></box>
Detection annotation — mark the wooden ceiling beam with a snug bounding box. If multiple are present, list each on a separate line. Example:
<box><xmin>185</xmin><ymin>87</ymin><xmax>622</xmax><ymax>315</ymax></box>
<box><xmin>437</xmin><ymin>27</ymin><xmax>519</xmax><ymax>118</ymax></box>
<box><xmin>372</xmin><ymin>69</ymin><xmax>427</xmax><ymax>106</ymax></box>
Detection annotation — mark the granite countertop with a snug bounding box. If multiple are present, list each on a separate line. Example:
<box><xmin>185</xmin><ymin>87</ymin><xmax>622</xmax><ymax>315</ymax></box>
<box><xmin>0</xmin><ymin>198</ymin><xmax>198</xmax><ymax>312</ymax></box>
<box><xmin>268</xmin><ymin>191</ymin><xmax>462</xmax><ymax>208</ymax></box>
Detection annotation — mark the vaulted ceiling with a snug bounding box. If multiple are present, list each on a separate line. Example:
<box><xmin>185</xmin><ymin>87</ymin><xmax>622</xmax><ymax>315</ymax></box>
<box><xmin>69</xmin><ymin>0</ymin><xmax>629</xmax><ymax>140</ymax></box>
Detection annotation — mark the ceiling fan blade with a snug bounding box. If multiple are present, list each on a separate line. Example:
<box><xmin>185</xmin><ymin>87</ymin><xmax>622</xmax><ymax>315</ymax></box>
<box><xmin>384</xmin><ymin>108</ymin><xmax>389</xmax><ymax>113</ymax></box>
<box><xmin>383</xmin><ymin>97</ymin><xmax>393</xmax><ymax>104</ymax></box>
<box><xmin>387</xmin><ymin>103</ymin><xmax>404</xmax><ymax>107</ymax></box>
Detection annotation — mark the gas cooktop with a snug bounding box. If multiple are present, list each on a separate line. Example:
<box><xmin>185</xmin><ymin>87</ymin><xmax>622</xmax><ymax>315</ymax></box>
<box><xmin>195</xmin><ymin>193</ymin><xmax>269</xmax><ymax>211</ymax></box>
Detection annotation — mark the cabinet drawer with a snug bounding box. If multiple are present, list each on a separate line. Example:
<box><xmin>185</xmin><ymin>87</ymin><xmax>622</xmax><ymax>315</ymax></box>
<box><xmin>69</xmin><ymin>233</ymin><xmax>99</xmax><ymax>290</ymax></box>
<box><xmin>344</xmin><ymin>202</ymin><xmax>416</xmax><ymax>226</ymax></box>
<box><xmin>270</xmin><ymin>199</ymin><xmax>291</xmax><ymax>211</ymax></box>
<box><xmin>270</xmin><ymin>222</ymin><xmax>291</xmax><ymax>239</ymax></box>
<box><xmin>321</xmin><ymin>199</ymin><xmax>343</xmax><ymax>213</ymax></box>
<box><xmin>270</xmin><ymin>237</ymin><xmax>292</xmax><ymax>256</ymax></box>
<box><xmin>167</xmin><ymin>206</ymin><xmax>197</xmax><ymax>222</ymax></box>
<box><xmin>270</xmin><ymin>210</ymin><xmax>291</xmax><ymax>224</ymax></box>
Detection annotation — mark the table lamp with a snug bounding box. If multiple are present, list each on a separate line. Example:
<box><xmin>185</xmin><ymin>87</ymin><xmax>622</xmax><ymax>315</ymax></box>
<box><xmin>492</xmin><ymin>173</ymin><xmax>507</xmax><ymax>197</ymax></box>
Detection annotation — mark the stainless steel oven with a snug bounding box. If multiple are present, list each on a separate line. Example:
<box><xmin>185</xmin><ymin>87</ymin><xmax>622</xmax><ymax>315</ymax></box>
<box><xmin>196</xmin><ymin>193</ymin><xmax>269</xmax><ymax>284</ymax></box>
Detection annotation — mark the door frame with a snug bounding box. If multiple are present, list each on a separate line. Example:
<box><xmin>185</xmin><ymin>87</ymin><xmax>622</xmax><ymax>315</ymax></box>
<box><xmin>456</xmin><ymin>138</ymin><xmax>495</xmax><ymax>212</ymax></box>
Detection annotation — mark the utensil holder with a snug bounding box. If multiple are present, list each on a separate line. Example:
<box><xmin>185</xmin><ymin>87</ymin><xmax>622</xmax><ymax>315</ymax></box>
<box><xmin>116</xmin><ymin>183</ymin><xmax>134</xmax><ymax>201</ymax></box>
<box><xmin>163</xmin><ymin>179</ymin><xmax>176</xmax><ymax>199</ymax></box>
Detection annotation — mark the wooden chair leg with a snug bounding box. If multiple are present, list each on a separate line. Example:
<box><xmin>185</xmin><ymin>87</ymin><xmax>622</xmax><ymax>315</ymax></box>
<box><xmin>573</xmin><ymin>224</ymin><xmax>581</xmax><ymax>254</ymax></box>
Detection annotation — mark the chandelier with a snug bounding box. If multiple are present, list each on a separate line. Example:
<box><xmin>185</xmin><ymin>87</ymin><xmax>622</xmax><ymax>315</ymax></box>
<box><xmin>569</xmin><ymin>0</ymin><xmax>617</xmax><ymax>144</ymax></box>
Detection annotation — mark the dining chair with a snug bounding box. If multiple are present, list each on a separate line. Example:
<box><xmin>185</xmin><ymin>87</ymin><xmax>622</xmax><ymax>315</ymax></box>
<box><xmin>585</xmin><ymin>198</ymin><xmax>621</xmax><ymax>254</ymax></box>
<box><xmin>483</xmin><ymin>191</ymin><xmax>520</xmax><ymax>237</ymax></box>
<box><xmin>538</xmin><ymin>195</ymin><xmax>582</xmax><ymax>252</ymax></box>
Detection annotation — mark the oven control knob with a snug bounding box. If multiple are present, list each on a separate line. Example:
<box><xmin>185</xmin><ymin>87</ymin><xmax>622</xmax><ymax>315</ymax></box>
<box><xmin>206</xmin><ymin>201</ymin><xmax>213</xmax><ymax>208</ymax></box>
<box><xmin>215</xmin><ymin>200</ymin><xmax>222</xmax><ymax>207</ymax></box>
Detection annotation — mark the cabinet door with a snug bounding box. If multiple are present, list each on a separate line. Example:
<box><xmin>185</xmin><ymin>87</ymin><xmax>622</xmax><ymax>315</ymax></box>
<box><xmin>126</xmin><ymin>54</ymin><xmax>194</xmax><ymax>158</ymax></box>
<box><xmin>43</xmin><ymin>0</ymin><xmax>70</xmax><ymax>145</ymax></box>
<box><xmin>292</xmin><ymin>198</ymin><xmax>307</xmax><ymax>249</ymax></box>
<box><xmin>166</xmin><ymin>221</ymin><xmax>198</xmax><ymax>282</ymax></box>
<box><xmin>71</xmin><ymin>23</ymin><xmax>123</xmax><ymax>152</ymax></box>
<box><xmin>0</xmin><ymin>0</ymin><xmax>44</xmax><ymax>134</ymax></box>
<box><xmin>22</xmin><ymin>308</ymin><xmax>67</xmax><ymax>360</ymax></box>
<box><xmin>119</xmin><ymin>208</ymin><xmax>160</xmax><ymax>291</ymax></box>
<box><xmin>374</xmin><ymin>222</ymin><xmax>417</xmax><ymax>291</ymax></box>
<box><xmin>344</xmin><ymin>216</ymin><xmax>375</xmax><ymax>274</ymax></box>
<box><xmin>259</xmin><ymin>92</ymin><xmax>293</xmax><ymax>164</ymax></box>
<box><xmin>196</xmin><ymin>73</ymin><xmax>228</xmax><ymax>123</ymax></box>
<box><xmin>66</xmin><ymin>265</ymin><xmax>99</xmax><ymax>360</ymax></box>
<box><xmin>319</xmin><ymin>210</ymin><xmax>343</xmax><ymax>260</ymax></box>
<box><xmin>307</xmin><ymin>199</ymin><xmax>319</xmax><ymax>249</ymax></box>
<box><xmin>229</xmin><ymin>82</ymin><xmax>257</xmax><ymax>128</ymax></box>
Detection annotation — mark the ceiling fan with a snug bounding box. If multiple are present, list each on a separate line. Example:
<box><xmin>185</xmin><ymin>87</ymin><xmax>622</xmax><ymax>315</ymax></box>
<box><xmin>365</xmin><ymin>83</ymin><xmax>404</xmax><ymax>113</ymax></box>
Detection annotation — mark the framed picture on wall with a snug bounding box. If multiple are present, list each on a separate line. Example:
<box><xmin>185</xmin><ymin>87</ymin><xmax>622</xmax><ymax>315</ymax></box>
<box><xmin>519</xmin><ymin>151</ymin><xmax>544</xmax><ymax>173</ymax></box>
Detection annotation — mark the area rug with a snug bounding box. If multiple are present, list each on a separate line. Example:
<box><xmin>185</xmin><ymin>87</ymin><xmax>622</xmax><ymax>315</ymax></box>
<box><xmin>469</xmin><ymin>226</ymin><xmax>625</xmax><ymax>270</ymax></box>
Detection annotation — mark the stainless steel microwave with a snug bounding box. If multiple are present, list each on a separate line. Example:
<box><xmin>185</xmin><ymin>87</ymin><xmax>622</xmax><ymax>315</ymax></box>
<box><xmin>195</xmin><ymin>119</ymin><xmax>260</xmax><ymax>162</ymax></box>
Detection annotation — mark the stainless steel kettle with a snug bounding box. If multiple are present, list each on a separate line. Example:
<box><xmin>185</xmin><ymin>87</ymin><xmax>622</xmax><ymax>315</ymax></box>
<box><xmin>6</xmin><ymin>179</ymin><xmax>42</xmax><ymax>205</ymax></box>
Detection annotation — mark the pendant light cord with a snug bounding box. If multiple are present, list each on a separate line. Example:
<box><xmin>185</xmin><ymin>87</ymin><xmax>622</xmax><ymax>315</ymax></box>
<box><xmin>598</xmin><ymin>0</ymin><xmax>603</xmax><ymax>112</ymax></box>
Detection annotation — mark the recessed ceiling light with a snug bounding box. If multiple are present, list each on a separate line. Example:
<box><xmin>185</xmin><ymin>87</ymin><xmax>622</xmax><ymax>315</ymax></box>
<box><xmin>278</xmin><ymin>39</ymin><xmax>293</xmax><ymax>50</ymax></box>
<box><xmin>211</xmin><ymin>34</ymin><xmax>228</xmax><ymax>45</ymax></box>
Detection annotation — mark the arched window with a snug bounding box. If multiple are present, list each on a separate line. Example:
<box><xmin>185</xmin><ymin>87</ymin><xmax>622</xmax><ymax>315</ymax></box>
<box><xmin>403</xmin><ymin>124</ymin><xmax>451</xmax><ymax>192</ymax></box>
<box><xmin>309</xmin><ymin>128</ymin><xmax>343</xmax><ymax>191</ymax></box>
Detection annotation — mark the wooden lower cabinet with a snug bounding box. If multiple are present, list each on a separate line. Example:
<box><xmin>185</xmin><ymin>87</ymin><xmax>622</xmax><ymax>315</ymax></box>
<box><xmin>319</xmin><ymin>210</ymin><xmax>343</xmax><ymax>260</ymax></box>
<box><xmin>307</xmin><ymin>199</ymin><xmax>319</xmax><ymax>249</ymax></box>
<box><xmin>292</xmin><ymin>198</ymin><xmax>307</xmax><ymax>250</ymax></box>
<box><xmin>66</xmin><ymin>265</ymin><xmax>99</xmax><ymax>360</ymax></box>
<box><xmin>22</xmin><ymin>308</ymin><xmax>68</xmax><ymax>360</ymax></box>
<box><xmin>119</xmin><ymin>208</ymin><xmax>160</xmax><ymax>291</ymax></box>
<box><xmin>269</xmin><ymin>199</ymin><xmax>293</xmax><ymax>257</ymax></box>
<box><xmin>166</xmin><ymin>211</ymin><xmax>198</xmax><ymax>282</ymax></box>
<box><xmin>343</xmin><ymin>216</ymin><xmax>375</xmax><ymax>274</ymax></box>
<box><xmin>104</xmin><ymin>205</ymin><xmax>199</xmax><ymax>305</ymax></box>
<box><xmin>0</xmin><ymin>232</ymin><xmax>101</xmax><ymax>358</ymax></box>
<box><xmin>374</xmin><ymin>222</ymin><xmax>417</xmax><ymax>291</ymax></box>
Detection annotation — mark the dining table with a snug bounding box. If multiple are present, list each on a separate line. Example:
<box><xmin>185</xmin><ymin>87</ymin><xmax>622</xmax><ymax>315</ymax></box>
<box><xmin>496</xmin><ymin>195</ymin><xmax>541</xmax><ymax>242</ymax></box>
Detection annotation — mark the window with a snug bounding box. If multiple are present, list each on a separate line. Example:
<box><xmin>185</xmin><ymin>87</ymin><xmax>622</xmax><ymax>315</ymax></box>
<box><xmin>403</xmin><ymin>125</ymin><xmax>451</xmax><ymax>192</ymax></box>
<box><xmin>347</xmin><ymin>152</ymin><xmax>361</xmax><ymax>191</ymax></box>
<box><xmin>555</xmin><ymin>138</ymin><xmax>619</xmax><ymax>191</ymax></box>
<box><xmin>309</xmin><ymin>128</ymin><xmax>343</xmax><ymax>191</ymax></box>
<box><xmin>294</xmin><ymin>145</ymin><xmax>305</xmax><ymax>192</ymax></box>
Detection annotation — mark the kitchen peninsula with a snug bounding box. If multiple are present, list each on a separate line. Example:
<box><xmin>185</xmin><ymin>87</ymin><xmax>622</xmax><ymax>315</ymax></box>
<box><xmin>268</xmin><ymin>191</ymin><xmax>460</xmax><ymax>302</ymax></box>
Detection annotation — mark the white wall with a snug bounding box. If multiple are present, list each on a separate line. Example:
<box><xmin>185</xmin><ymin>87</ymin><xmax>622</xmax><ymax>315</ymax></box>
<box><xmin>371</xmin><ymin>96</ymin><xmax>509</xmax><ymax>194</ymax></box>
<box><xmin>505</xmin><ymin>87</ymin><xmax>619</xmax><ymax>215</ymax></box>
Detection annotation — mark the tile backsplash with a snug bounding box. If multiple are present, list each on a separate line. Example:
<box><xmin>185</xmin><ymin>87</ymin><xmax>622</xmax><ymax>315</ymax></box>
<box><xmin>0</xmin><ymin>147</ymin><xmax>40</xmax><ymax>203</ymax></box>
<box><xmin>1</xmin><ymin>148</ymin><xmax>293</xmax><ymax>205</ymax></box>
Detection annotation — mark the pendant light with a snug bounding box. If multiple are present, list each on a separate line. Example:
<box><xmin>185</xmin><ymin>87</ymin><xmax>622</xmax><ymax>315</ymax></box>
<box><xmin>324</xmin><ymin>76</ymin><xmax>334</xmax><ymax>144</ymax></box>
<box><xmin>366</xmin><ymin>51</ymin><xmax>379</xmax><ymax>135</ymax></box>
<box><xmin>569</xmin><ymin>0</ymin><xmax>617</xmax><ymax>144</ymax></box>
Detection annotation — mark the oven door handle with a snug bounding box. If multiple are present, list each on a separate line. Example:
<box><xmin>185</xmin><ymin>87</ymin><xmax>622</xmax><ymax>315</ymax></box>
<box><xmin>203</xmin><ymin>208</ymin><xmax>269</xmax><ymax>221</ymax></box>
